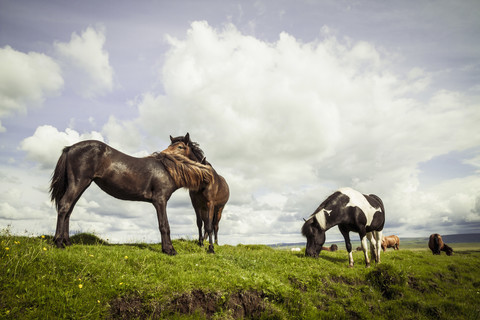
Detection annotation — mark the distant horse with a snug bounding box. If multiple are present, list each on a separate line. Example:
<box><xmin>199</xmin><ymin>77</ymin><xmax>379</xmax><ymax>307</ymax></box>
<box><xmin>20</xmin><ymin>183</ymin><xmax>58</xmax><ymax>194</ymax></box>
<box><xmin>302</xmin><ymin>188</ymin><xmax>385</xmax><ymax>267</ymax></box>
<box><xmin>162</xmin><ymin>133</ymin><xmax>229</xmax><ymax>253</ymax></box>
<box><xmin>428</xmin><ymin>233</ymin><xmax>453</xmax><ymax>256</ymax></box>
<box><xmin>50</xmin><ymin>140</ymin><xmax>213</xmax><ymax>255</ymax></box>
<box><xmin>321</xmin><ymin>244</ymin><xmax>338</xmax><ymax>252</ymax></box>
<box><xmin>381</xmin><ymin>235</ymin><xmax>400</xmax><ymax>252</ymax></box>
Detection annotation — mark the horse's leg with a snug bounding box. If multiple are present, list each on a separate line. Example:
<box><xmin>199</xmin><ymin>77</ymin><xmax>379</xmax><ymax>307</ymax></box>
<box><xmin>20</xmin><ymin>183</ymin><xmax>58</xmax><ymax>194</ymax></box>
<box><xmin>339</xmin><ymin>225</ymin><xmax>354</xmax><ymax>267</ymax></box>
<box><xmin>204</xmin><ymin>201</ymin><xmax>215</xmax><ymax>254</ymax></box>
<box><xmin>374</xmin><ymin>230</ymin><xmax>383</xmax><ymax>263</ymax></box>
<box><xmin>362</xmin><ymin>233</ymin><xmax>372</xmax><ymax>268</ymax></box>
<box><xmin>213</xmin><ymin>206</ymin><xmax>224</xmax><ymax>245</ymax></box>
<box><xmin>195</xmin><ymin>206</ymin><xmax>204</xmax><ymax>247</ymax></box>
<box><xmin>152</xmin><ymin>198</ymin><xmax>176</xmax><ymax>255</ymax></box>
<box><xmin>54</xmin><ymin>178</ymin><xmax>92</xmax><ymax>248</ymax></box>
<box><xmin>367</xmin><ymin>232</ymin><xmax>380</xmax><ymax>266</ymax></box>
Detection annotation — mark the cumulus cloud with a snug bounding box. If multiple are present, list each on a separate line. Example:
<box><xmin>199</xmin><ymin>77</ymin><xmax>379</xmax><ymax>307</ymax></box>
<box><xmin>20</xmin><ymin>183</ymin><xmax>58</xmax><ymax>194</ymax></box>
<box><xmin>0</xmin><ymin>46</ymin><xmax>63</xmax><ymax>131</ymax></box>
<box><xmin>20</xmin><ymin>125</ymin><xmax>104</xmax><ymax>169</ymax></box>
<box><xmin>12</xmin><ymin>20</ymin><xmax>480</xmax><ymax>244</ymax></box>
<box><xmin>55</xmin><ymin>26</ymin><xmax>114</xmax><ymax>98</ymax></box>
<box><xmin>130</xmin><ymin>21</ymin><xmax>480</xmax><ymax>241</ymax></box>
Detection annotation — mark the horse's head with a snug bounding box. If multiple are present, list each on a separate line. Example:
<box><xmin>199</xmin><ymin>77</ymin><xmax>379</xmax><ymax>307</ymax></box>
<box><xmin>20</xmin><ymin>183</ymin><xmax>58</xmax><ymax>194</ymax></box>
<box><xmin>162</xmin><ymin>133</ymin><xmax>199</xmax><ymax>162</ymax></box>
<box><xmin>162</xmin><ymin>140</ymin><xmax>193</xmax><ymax>159</ymax></box>
<box><xmin>301</xmin><ymin>216</ymin><xmax>326</xmax><ymax>258</ymax></box>
<box><xmin>443</xmin><ymin>244</ymin><xmax>454</xmax><ymax>256</ymax></box>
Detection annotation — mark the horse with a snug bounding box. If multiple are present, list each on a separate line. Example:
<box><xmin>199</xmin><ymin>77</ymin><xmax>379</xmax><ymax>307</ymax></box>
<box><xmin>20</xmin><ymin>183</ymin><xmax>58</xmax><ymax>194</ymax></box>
<box><xmin>381</xmin><ymin>235</ymin><xmax>400</xmax><ymax>252</ymax></box>
<box><xmin>302</xmin><ymin>187</ymin><xmax>385</xmax><ymax>267</ymax></box>
<box><xmin>321</xmin><ymin>244</ymin><xmax>338</xmax><ymax>252</ymax></box>
<box><xmin>49</xmin><ymin>140</ymin><xmax>213</xmax><ymax>255</ymax></box>
<box><xmin>162</xmin><ymin>133</ymin><xmax>229</xmax><ymax>254</ymax></box>
<box><xmin>428</xmin><ymin>233</ymin><xmax>453</xmax><ymax>256</ymax></box>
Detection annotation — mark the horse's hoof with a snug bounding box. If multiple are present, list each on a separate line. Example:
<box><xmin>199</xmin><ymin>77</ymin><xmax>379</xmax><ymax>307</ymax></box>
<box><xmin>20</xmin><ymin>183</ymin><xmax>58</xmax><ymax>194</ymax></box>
<box><xmin>365</xmin><ymin>263</ymin><xmax>371</xmax><ymax>268</ymax></box>
<box><xmin>163</xmin><ymin>248</ymin><xmax>177</xmax><ymax>256</ymax></box>
<box><xmin>54</xmin><ymin>239</ymin><xmax>65</xmax><ymax>249</ymax></box>
<box><xmin>207</xmin><ymin>246</ymin><xmax>215</xmax><ymax>254</ymax></box>
<box><xmin>348</xmin><ymin>264</ymin><xmax>354</xmax><ymax>268</ymax></box>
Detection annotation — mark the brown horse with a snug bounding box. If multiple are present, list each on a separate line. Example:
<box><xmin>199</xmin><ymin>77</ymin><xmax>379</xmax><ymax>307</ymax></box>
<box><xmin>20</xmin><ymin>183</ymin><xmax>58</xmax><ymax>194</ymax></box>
<box><xmin>381</xmin><ymin>235</ymin><xmax>400</xmax><ymax>252</ymax></box>
<box><xmin>321</xmin><ymin>244</ymin><xmax>338</xmax><ymax>252</ymax></box>
<box><xmin>428</xmin><ymin>233</ymin><xmax>453</xmax><ymax>256</ymax></box>
<box><xmin>162</xmin><ymin>133</ymin><xmax>229</xmax><ymax>253</ymax></box>
<box><xmin>50</xmin><ymin>140</ymin><xmax>213</xmax><ymax>255</ymax></box>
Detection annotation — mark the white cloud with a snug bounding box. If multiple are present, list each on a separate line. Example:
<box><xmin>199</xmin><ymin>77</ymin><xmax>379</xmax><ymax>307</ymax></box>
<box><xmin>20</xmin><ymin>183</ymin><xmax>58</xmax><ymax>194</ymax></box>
<box><xmin>55</xmin><ymin>26</ymin><xmax>114</xmax><ymax>98</ymax></box>
<box><xmin>130</xmin><ymin>21</ymin><xmax>480</xmax><ymax>241</ymax></box>
<box><xmin>20</xmin><ymin>125</ymin><xmax>103</xmax><ymax>169</ymax></box>
<box><xmin>8</xmin><ymin>20</ymin><xmax>480</xmax><ymax>245</ymax></box>
<box><xmin>0</xmin><ymin>46</ymin><xmax>63</xmax><ymax>131</ymax></box>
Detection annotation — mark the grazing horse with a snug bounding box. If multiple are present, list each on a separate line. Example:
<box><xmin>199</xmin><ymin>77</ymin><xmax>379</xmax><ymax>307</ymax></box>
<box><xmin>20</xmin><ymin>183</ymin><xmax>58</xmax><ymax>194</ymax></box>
<box><xmin>429</xmin><ymin>233</ymin><xmax>453</xmax><ymax>256</ymax></box>
<box><xmin>50</xmin><ymin>140</ymin><xmax>213</xmax><ymax>255</ymax></box>
<box><xmin>302</xmin><ymin>187</ymin><xmax>385</xmax><ymax>267</ymax></box>
<box><xmin>381</xmin><ymin>235</ymin><xmax>400</xmax><ymax>252</ymax></box>
<box><xmin>162</xmin><ymin>133</ymin><xmax>229</xmax><ymax>253</ymax></box>
<box><xmin>321</xmin><ymin>244</ymin><xmax>338</xmax><ymax>252</ymax></box>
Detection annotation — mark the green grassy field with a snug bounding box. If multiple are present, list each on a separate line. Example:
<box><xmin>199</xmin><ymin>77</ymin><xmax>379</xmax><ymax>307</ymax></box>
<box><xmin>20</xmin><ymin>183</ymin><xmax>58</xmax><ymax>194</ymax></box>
<box><xmin>1</xmin><ymin>232</ymin><xmax>479</xmax><ymax>319</ymax></box>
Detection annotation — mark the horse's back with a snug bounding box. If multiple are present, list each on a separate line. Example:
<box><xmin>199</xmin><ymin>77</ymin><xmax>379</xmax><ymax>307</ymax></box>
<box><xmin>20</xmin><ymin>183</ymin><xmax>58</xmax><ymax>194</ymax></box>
<box><xmin>215</xmin><ymin>173</ymin><xmax>230</xmax><ymax>205</ymax></box>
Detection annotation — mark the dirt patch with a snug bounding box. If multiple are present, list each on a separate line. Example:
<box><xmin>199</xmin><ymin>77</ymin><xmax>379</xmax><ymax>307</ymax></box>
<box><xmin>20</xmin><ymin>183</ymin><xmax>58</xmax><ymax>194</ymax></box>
<box><xmin>169</xmin><ymin>289</ymin><xmax>220</xmax><ymax>317</ymax></box>
<box><xmin>109</xmin><ymin>289</ymin><xmax>269</xmax><ymax>319</ymax></box>
<box><xmin>225</xmin><ymin>290</ymin><xmax>267</xmax><ymax>319</ymax></box>
<box><xmin>109</xmin><ymin>294</ymin><xmax>148</xmax><ymax>319</ymax></box>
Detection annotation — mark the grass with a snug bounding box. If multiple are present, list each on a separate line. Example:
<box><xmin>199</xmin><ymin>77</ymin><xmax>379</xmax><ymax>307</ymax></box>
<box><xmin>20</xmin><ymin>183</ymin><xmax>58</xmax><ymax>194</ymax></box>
<box><xmin>1</xmin><ymin>231</ymin><xmax>479</xmax><ymax>319</ymax></box>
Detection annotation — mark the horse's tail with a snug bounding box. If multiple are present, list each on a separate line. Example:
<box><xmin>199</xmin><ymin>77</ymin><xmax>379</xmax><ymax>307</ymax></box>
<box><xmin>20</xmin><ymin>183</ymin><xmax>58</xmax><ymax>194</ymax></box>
<box><xmin>50</xmin><ymin>146</ymin><xmax>70</xmax><ymax>211</ymax></box>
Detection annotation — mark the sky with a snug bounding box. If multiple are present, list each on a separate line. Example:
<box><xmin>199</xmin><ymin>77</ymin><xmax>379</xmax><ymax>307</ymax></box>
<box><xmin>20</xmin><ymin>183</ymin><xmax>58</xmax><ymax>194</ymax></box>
<box><xmin>1</xmin><ymin>0</ymin><xmax>479</xmax><ymax>246</ymax></box>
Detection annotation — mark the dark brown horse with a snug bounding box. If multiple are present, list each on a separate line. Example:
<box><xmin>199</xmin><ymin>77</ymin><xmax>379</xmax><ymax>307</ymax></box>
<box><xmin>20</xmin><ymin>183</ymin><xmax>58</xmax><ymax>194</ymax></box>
<box><xmin>50</xmin><ymin>140</ymin><xmax>213</xmax><ymax>255</ymax></box>
<box><xmin>162</xmin><ymin>133</ymin><xmax>229</xmax><ymax>253</ymax></box>
<box><xmin>428</xmin><ymin>233</ymin><xmax>453</xmax><ymax>256</ymax></box>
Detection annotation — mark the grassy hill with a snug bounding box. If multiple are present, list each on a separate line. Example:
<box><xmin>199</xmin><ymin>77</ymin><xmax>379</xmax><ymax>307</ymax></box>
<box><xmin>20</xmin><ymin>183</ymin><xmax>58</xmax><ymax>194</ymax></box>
<box><xmin>1</xmin><ymin>232</ymin><xmax>479</xmax><ymax>319</ymax></box>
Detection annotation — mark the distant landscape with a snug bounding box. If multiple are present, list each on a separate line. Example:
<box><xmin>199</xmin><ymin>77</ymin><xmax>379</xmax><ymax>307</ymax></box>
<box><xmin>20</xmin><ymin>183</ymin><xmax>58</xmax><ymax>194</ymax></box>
<box><xmin>270</xmin><ymin>233</ymin><xmax>480</xmax><ymax>250</ymax></box>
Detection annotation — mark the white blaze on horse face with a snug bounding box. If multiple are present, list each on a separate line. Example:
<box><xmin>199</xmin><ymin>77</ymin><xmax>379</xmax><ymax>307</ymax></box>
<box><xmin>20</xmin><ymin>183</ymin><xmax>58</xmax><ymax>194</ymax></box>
<box><xmin>314</xmin><ymin>209</ymin><xmax>332</xmax><ymax>231</ymax></box>
<box><xmin>338</xmin><ymin>187</ymin><xmax>381</xmax><ymax>227</ymax></box>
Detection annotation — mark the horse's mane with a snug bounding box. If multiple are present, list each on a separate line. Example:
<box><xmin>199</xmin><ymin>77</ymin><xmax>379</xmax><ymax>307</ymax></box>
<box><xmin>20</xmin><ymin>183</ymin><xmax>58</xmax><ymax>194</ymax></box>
<box><xmin>170</xmin><ymin>136</ymin><xmax>206</xmax><ymax>163</ymax></box>
<box><xmin>149</xmin><ymin>152</ymin><xmax>213</xmax><ymax>190</ymax></box>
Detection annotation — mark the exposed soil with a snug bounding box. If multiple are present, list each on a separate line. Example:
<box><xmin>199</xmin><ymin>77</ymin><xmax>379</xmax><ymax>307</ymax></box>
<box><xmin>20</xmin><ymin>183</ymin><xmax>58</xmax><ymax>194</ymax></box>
<box><xmin>109</xmin><ymin>289</ymin><xmax>268</xmax><ymax>319</ymax></box>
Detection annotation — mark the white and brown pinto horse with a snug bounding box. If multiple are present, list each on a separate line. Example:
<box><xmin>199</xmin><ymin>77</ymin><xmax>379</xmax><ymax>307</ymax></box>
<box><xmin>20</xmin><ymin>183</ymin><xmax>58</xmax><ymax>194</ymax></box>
<box><xmin>381</xmin><ymin>235</ymin><xmax>400</xmax><ymax>252</ymax></box>
<box><xmin>429</xmin><ymin>233</ymin><xmax>453</xmax><ymax>256</ymax></box>
<box><xmin>302</xmin><ymin>188</ymin><xmax>385</xmax><ymax>267</ymax></box>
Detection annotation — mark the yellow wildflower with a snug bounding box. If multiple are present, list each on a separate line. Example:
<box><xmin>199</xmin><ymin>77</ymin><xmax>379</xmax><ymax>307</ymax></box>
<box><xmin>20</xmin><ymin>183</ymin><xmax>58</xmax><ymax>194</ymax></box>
<box><xmin>5</xmin><ymin>247</ymin><xmax>9</xmax><ymax>251</ymax></box>
<box><xmin>41</xmin><ymin>235</ymin><xmax>45</xmax><ymax>239</ymax></box>
<box><xmin>78</xmin><ymin>284</ymin><xmax>83</xmax><ymax>289</ymax></box>
<box><xmin>43</xmin><ymin>247</ymin><xmax>47</xmax><ymax>251</ymax></box>
<box><xmin>124</xmin><ymin>256</ymin><xmax>128</xmax><ymax>260</ymax></box>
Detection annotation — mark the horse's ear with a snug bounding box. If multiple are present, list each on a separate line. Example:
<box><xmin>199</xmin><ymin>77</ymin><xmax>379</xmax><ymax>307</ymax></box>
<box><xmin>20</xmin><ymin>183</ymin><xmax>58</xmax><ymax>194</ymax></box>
<box><xmin>303</xmin><ymin>218</ymin><xmax>306</xmax><ymax>222</ymax></box>
<box><xmin>201</xmin><ymin>157</ymin><xmax>207</xmax><ymax>165</ymax></box>
<box><xmin>169</xmin><ymin>135</ymin><xmax>174</xmax><ymax>142</ymax></box>
<box><xmin>184</xmin><ymin>132</ymin><xmax>190</xmax><ymax>143</ymax></box>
